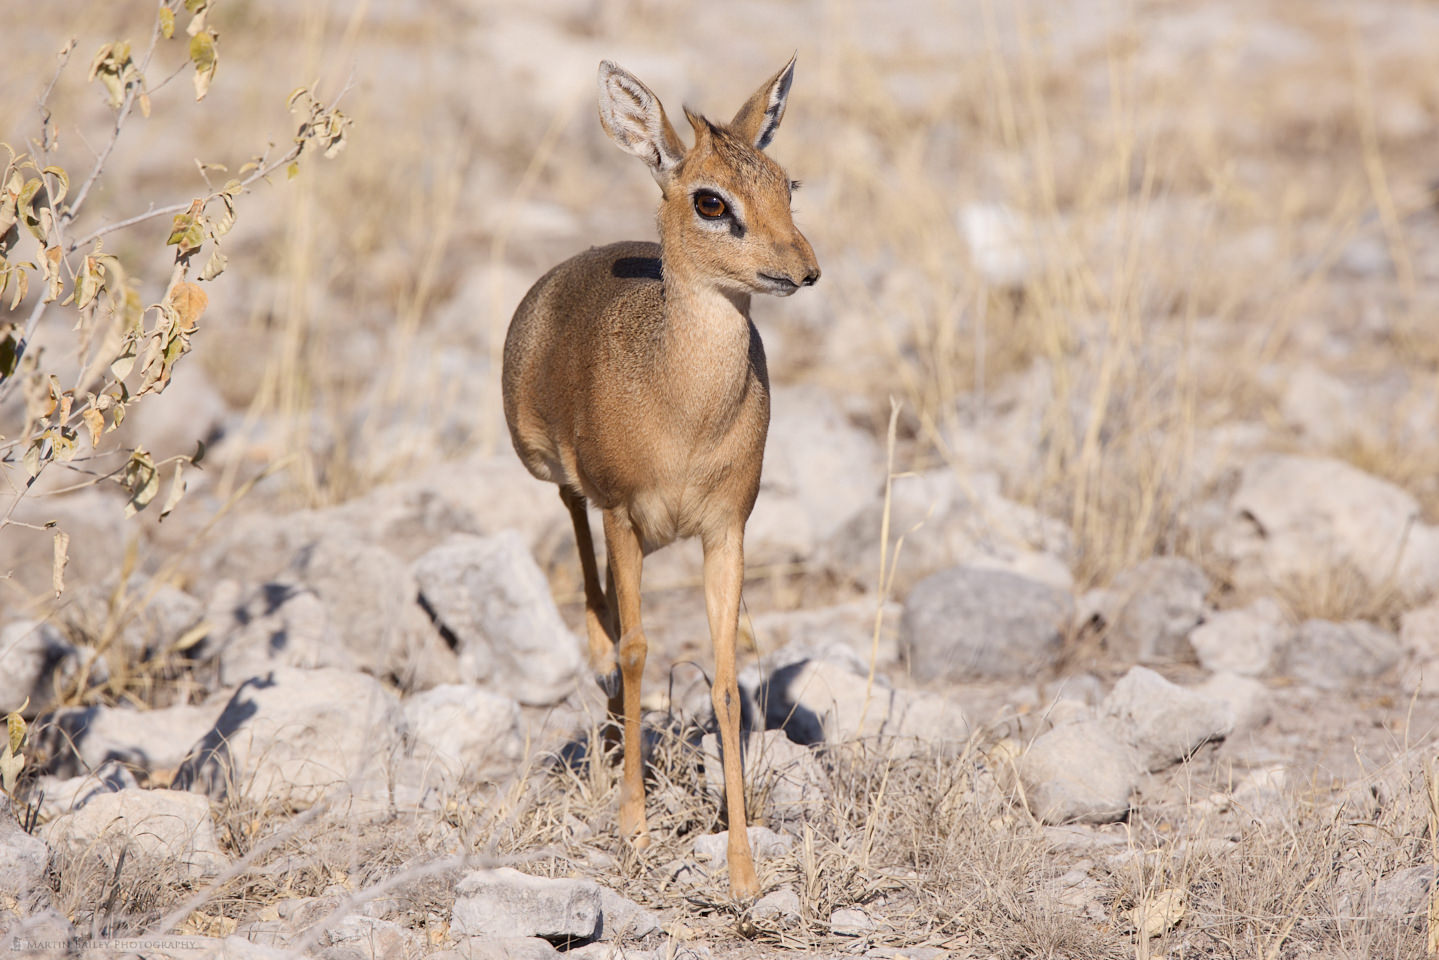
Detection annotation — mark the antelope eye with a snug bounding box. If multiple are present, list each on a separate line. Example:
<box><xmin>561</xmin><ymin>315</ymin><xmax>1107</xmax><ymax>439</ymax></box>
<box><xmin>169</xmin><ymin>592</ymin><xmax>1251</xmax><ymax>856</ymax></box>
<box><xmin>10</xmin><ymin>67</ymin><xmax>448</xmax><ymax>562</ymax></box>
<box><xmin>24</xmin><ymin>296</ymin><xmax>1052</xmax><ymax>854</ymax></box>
<box><xmin>694</xmin><ymin>192</ymin><xmax>727</xmax><ymax>219</ymax></box>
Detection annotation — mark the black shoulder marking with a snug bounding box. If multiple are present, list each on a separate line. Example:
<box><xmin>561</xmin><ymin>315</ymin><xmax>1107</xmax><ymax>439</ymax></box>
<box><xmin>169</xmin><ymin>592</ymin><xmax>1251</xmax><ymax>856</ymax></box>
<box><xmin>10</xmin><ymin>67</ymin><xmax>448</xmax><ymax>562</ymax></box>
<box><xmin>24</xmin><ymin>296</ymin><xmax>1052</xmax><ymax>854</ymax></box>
<box><xmin>612</xmin><ymin>256</ymin><xmax>663</xmax><ymax>280</ymax></box>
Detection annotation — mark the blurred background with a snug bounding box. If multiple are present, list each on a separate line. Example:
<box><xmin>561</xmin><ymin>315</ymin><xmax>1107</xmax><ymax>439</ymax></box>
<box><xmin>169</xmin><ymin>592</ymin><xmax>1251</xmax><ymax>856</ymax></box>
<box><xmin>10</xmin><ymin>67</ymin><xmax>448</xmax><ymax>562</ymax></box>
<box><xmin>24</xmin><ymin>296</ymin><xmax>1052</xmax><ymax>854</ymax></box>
<box><xmin>1</xmin><ymin>0</ymin><xmax>1437</xmax><ymax>609</ymax></box>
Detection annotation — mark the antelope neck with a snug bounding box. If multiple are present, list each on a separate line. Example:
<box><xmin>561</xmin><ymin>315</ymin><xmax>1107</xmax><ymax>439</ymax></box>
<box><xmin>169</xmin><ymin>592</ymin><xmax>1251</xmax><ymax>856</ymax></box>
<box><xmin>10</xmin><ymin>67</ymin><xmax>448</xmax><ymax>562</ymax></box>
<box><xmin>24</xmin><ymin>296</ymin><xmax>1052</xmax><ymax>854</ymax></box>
<box><xmin>654</xmin><ymin>251</ymin><xmax>755</xmax><ymax>413</ymax></box>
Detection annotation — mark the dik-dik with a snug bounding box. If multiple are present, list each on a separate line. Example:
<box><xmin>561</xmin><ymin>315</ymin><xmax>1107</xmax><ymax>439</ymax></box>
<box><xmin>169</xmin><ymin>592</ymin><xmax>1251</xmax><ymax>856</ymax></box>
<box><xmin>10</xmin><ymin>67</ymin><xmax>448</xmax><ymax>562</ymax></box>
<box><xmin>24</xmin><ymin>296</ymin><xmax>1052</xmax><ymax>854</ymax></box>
<box><xmin>501</xmin><ymin>57</ymin><xmax>819</xmax><ymax>899</ymax></box>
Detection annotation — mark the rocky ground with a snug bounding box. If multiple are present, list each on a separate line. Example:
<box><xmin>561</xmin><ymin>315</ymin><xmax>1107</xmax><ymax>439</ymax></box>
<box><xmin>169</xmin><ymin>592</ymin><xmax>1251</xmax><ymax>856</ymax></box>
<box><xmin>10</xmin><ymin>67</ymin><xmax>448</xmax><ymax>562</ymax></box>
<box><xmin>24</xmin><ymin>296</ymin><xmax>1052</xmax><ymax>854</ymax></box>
<box><xmin>3</xmin><ymin>1</ymin><xmax>1439</xmax><ymax>958</ymax></box>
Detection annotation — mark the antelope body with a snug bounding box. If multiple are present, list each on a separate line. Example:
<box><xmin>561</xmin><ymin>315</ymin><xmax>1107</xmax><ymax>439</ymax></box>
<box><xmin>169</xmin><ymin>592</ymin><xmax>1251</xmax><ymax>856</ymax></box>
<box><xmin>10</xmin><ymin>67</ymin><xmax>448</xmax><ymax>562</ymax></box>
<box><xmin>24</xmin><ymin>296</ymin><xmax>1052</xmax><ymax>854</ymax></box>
<box><xmin>501</xmin><ymin>57</ymin><xmax>819</xmax><ymax>899</ymax></box>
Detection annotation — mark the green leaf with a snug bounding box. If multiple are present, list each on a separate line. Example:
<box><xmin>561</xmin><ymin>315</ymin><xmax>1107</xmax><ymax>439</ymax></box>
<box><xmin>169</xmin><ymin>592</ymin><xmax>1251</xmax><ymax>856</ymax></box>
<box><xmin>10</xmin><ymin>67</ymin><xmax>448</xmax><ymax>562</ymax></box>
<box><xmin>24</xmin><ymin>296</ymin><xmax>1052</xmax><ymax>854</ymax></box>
<box><xmin>0</xmin><ymin>332</ymin><xmax>17</xmax><ymax>378</ymax></box>
<box><xmin>189</xmin><ymin>30</ymin><xmax>217</xmax><ymax>101</ymax></box>
<box><xmin>166</xmin><ymin>201</ymin><xmax>205</xmax><ymax>256</ymax></box>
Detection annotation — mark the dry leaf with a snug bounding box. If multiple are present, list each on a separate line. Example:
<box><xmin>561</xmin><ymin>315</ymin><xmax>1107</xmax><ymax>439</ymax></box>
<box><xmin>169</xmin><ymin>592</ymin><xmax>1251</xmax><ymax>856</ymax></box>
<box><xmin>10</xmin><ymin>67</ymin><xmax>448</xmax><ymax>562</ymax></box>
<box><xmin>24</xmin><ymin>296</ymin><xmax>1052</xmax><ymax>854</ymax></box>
<box><xmin>167</xmin><ymin>281</ymin><xmax>208</xmax><ymax>329</ymax></box>
<box><xmin>159</xmin><ymin>460</ymin><xmax>186</xmax><ymax>520</ymax></box>
<box><xmin>1129</xmin><ymin>887</ymin><xmax>1186</xmax><ymax>939</ymax></box>
<box><xmin>82</xmin><ymin>407</ymin><xmax>104</xmax><ymax>446</ymax></box>
<box><xmin>52</xmin><ymin>529</ymin><xmax>69</xmax><ymax>596</ymax></box>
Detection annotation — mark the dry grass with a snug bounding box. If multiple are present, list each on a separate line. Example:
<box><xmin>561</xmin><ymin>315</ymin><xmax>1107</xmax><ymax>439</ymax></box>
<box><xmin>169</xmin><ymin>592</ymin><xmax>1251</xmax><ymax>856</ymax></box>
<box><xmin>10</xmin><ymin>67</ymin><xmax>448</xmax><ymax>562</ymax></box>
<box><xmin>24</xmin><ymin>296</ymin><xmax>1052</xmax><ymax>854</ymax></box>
<box><xmin>6</xmin><ymin>0</ymin><xmax>1439</xmax><ymax>956</ymax></box>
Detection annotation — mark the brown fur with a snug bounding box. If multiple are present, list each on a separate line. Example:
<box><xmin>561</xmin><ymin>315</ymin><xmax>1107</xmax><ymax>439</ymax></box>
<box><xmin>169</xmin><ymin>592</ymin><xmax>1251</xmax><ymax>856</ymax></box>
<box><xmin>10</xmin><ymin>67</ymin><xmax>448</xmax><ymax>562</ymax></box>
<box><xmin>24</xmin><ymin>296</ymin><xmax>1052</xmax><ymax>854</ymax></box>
<box><xmin>501</xmin><ymin>58</ymin><xmax>818</xmax><ymax>901</ymax></box>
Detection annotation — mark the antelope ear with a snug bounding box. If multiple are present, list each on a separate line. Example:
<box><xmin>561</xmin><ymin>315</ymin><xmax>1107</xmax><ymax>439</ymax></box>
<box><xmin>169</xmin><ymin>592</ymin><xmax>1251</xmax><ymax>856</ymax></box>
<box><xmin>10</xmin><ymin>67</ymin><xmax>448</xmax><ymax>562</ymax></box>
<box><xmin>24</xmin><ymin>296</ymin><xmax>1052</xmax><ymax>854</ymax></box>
<box><xmin>597</xmin><ymin>61</ymin><xmax>687</xmax><ymax>185</ymax></box>
<box><xmin>729</xmin><ymin>54</ymin><xmax>796</xmax><ymax>151</ymax></box>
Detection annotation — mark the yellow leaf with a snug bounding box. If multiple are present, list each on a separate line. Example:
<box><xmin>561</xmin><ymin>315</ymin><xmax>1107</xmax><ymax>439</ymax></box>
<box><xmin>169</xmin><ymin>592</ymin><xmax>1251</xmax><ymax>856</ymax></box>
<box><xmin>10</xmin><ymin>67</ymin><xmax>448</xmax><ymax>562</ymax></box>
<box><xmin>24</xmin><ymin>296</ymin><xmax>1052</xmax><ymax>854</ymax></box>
<box><xmin>7</xmin><ymin>268</ymin><xmax>27</xmax><ymax>310</ymax></box>
<box><xmin>51</xmin><ymin>428</ymin><xmax>77</xmax><ymax>462</ymax></box>
<box><xmin>5</xmin><ymin>705</ymin><xmax>26</xmax><ymax>753</ymax></box>
<box><xmin>189</xmin><ymin>30</ymin><xmax>217</xmax><ymax>101</ymax></box>
<box><xmin>39</xmin><ymin>245</ymin><xmax>62</xmax><ymax>303</ymax></box>
<box><xmin>159</xmin><ymin>7</ymin><xmax>175</xmax><ymax>38</ymax></box>
<box><xmin>75</xmin><ymin>255</ymin><xmax>104</xmax><ymax>310</ymax></box>
<box><xmin>82</xmin><ymin>407</ymin><xmax>104</xmax><ymax>446</ymax></box>
<box><xmin>41</xmin><ymin>166</ymin><xmax>68</xmax><ymax>206</ymax></box>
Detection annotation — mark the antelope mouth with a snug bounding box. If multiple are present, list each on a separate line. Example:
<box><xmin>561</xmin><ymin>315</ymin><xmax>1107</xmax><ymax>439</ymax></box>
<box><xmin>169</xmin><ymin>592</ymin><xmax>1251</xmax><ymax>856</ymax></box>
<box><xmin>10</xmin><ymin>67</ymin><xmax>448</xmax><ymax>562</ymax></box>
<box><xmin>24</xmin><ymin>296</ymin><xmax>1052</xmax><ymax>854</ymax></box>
<box><xmin>756</xmin><ymin>273</ymin><xmax>800</xmax><ymax>296</ymax></box>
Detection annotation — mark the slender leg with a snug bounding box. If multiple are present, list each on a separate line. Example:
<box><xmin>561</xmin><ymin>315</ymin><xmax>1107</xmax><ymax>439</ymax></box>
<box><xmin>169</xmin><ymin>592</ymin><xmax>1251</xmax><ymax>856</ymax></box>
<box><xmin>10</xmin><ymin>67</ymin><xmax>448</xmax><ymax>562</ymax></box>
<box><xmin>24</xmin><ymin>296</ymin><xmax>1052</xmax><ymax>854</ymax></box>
<box><xmin>560</xmin><ymin>487</ymin><xmax>620</xmax><ymax>700</ymax></box>
<box><xmin>703</xmin><ymin>525</ymin><xmax>760</xmax><ymax>899</ymax></box>
<box><xmin>603</xmin><ymin>508</ymin><xmax>649</xmax><ymax>847</ymax></box>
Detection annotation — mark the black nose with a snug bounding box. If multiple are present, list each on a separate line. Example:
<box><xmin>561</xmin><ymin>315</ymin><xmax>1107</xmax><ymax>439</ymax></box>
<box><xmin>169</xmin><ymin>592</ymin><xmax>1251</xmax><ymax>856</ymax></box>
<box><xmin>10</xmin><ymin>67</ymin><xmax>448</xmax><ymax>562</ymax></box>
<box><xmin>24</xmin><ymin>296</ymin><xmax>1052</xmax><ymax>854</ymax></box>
<box><xmin>803</xmin><ymin>269</ymin><xmax>820</xmax><ymax>286</ymax></box>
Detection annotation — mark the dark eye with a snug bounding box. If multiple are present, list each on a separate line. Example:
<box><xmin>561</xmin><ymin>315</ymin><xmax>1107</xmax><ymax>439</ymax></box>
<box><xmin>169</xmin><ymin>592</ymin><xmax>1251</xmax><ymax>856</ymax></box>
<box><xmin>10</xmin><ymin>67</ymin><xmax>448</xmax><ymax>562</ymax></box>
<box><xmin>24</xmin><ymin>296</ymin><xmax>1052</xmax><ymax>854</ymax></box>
<box><xmin>694</xmin><ymin>192</ymin><xmax>727</xmax><ymax>219</ymax></box>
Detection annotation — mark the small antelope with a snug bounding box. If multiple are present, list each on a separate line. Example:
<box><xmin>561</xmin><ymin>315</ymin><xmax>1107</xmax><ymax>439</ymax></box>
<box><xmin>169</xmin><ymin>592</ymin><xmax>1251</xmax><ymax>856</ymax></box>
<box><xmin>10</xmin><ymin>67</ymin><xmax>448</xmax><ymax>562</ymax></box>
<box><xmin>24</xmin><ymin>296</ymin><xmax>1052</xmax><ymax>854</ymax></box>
<box><xmin>501</xmin><ymin>57</ymin><xmax>819</xmax><ymax>898</ymax></box>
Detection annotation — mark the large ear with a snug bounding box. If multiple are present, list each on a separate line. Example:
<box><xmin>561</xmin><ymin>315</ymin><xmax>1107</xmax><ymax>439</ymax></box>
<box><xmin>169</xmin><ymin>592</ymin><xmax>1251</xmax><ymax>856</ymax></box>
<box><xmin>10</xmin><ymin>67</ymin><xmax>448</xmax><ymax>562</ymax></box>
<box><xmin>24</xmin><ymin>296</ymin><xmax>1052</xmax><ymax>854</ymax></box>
<box><xmin>729</xmin><ymin>54</ymin><xmax>796</xmax><ymax>151</ymax></box>
<box><xmin>597</xmin><ymin>61</ymin><xmax>687</xmax><ymax>185</ymax></box>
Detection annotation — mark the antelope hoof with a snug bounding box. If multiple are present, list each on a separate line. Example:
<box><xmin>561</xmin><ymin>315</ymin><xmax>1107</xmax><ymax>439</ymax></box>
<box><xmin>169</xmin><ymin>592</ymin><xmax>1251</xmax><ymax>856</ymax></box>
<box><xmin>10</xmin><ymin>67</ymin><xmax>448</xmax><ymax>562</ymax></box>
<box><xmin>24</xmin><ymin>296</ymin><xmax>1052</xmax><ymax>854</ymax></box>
<box><xmin>595</xmin><ymin>665</ymin><xmax>622</xmax><ymax>699</ymax></box>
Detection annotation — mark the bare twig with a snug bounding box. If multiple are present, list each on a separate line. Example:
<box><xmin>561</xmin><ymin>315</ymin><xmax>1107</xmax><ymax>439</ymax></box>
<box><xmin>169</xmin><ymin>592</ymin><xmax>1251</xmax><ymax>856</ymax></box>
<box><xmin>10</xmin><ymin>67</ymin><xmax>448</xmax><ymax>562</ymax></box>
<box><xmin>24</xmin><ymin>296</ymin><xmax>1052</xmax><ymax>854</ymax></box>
<box><xmin>62</xmin><ymin>2</ymin><xmax>168</xmax><ymax>223</ymax></box>
<box><xmin>65</xmin><ymin>143</ymin><xmax>298</xmax><ymax>253</ymax></box>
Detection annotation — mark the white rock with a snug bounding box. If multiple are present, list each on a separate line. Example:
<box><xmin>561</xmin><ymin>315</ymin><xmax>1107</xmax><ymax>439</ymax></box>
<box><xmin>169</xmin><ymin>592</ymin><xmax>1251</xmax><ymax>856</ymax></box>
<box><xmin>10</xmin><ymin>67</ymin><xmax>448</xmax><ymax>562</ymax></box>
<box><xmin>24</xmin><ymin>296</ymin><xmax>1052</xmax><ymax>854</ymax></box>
<box><xmin>596</xmin><ymin>887</ymin><xmax>661</xmax><ymax>941</ymax></box>
<box><xmin>1281</xmin><ymin>619</ymin><xmax>1400</xmax><ymax>690</ymax></box>
<box><xmin>291</xmin><ymin>535</ymin><xmax>455</xmax><ymax>690</ymax></box>
<box><xmin>205</xmin><ymin>579</ymin><xmax>358</xmax><ymax>686</ymax></box>
<box><xmin>1103</xmin><ymin>666</ymin><xmax>1234</xmax><ymax>771</ymax></box>
<box><xmin>1016</xmin><ymin>720</ymin><xmax>1139</xmax><ymax>824</ymax></box>
<box><xmin>959</xmin><ymin>202</ymin><xmax>1033</xmax><ymax>288</ymax></box>
<box><xmin>760</xmin><ymin>658</ymin><xmax>968</xmax><ymax>750</ymax></box>
<box><xmin>747</xmin><ymin>601</ymin><xmax>903</xmax><ymax>670</ymax></box>
<box><xmin>36</xmin><ymin>760</ymin><xmax>139</xmax><ymax>819</ymax></box>
<box><xmin>45</xmin><ymin>788</ymin><xmax>227</xmax><ymax>879</ymax></box>
<box><xmin>752</xmin><ymin>886</ymin><xmax>801</xmax><ymax>926</ymax></box>
<box><xmin>900</xmin><ymin>566</ymin><xmax>1073</xmax><ymax>681</ymax></box>
<box><xmin>173</xmin><ymin>667</ymin><xmax>405</xmax><ymax>809</ymax></box>
<box><xmin>1193</xmin><ymin>672</ymin><xmax>1271</xmax><ymax>733</ymax></box>
<box><xmin>747</xmin><ymin>385</ymin><xmax>884</xmax><ymax>562</ymax></box>
<box><xmin>1400</xmin><ymin>600</ymin><xmax>1439</xmax><ymax>694</ymax></box>
<box><xmin>1280</xmin><ymin>364</ymin><xmax>1360</xmax><ymax>448</ymax></box>
<box><xmin>0</xmin><ymin>798</ymin><xmax>49</xmax><ymax>908</ymax></box>
<box><xmin>451</xmin><ymin>868</ymin><xmax>601</xmax><ymax>941</ymax></box>
<box><xmin>1189</xmin><ymin>598</ymin><xmax>1290</xmax><ymax>676</ymax></box>
<box><xmin>818</xmin><ymin>468</ymin><xmax>1073</xmax><ymax>596</ymax></box>
<box><xmin>829</xmin><ymin>907</ymin><xmax>877</xmax><ymax>937</ymax></box>
<box><xmin>700</xmin><ymin>730</ymin><xmax>831</xmax><ymax>827</ymax></box>
<box><xmin>123</xmin><ymin>361</ymin><xmax>228</xmax><ymax>460</ymax></box>
<box><xmin>403</xmin><ymin>684</ymin><xmax>521</xmax><ymax>785</ymax></box>
<box><xmin>693</xmin><ymin>826</ymin><xmax>794</xmax><ymax>867</ymax></box>
<box><xmin>1101</xmin><ymin>558</ymin><xmax>1209</xmax><ymax>664</ymax></box>
<box><xmin>321</xmin><ymin>914</ymin><xmax>421</xmax><ymax>960</ymax></box>
<box><xmin>1216</xmin><ymin>455</ymin><xmax>1439</xmax><ymax>603</ymax></box>
<box><xmin>0</xmin><ymin>620</ymin><xmax>85</xmax><ymax>716</ymax></box>
<box><xmin>3</xmin><ymin>909</ymin><xmax>75</xmax><ymax>960</ymax></box>
<box><xmin>455</xmin><ymin>938</ymin><xmax>561</xmax><ymax>960</ymax></box>
<box><xmin>412</xmin><ymin>532</ymin><xmax>582</xmax><ymax>706</ymax></box>
<box><xmin>43</xmin><ymin>700</ymin><xmax>227</xmax><ymax>779</ymax></box>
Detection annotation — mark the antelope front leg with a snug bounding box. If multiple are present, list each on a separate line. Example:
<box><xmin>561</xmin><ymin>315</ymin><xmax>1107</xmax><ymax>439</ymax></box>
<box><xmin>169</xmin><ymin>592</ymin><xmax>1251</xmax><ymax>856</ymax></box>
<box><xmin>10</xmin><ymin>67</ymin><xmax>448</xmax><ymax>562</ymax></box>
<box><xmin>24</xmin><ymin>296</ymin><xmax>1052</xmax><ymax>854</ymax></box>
<box><xmin>603</xmin><ymin>508</ymin><xmax>649</xmax><ymax>848</ymax></box>
<box><xmin>703</xmin><ymin>526</ymin><xmax>760</xmax><ymax>900</ymax></box>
